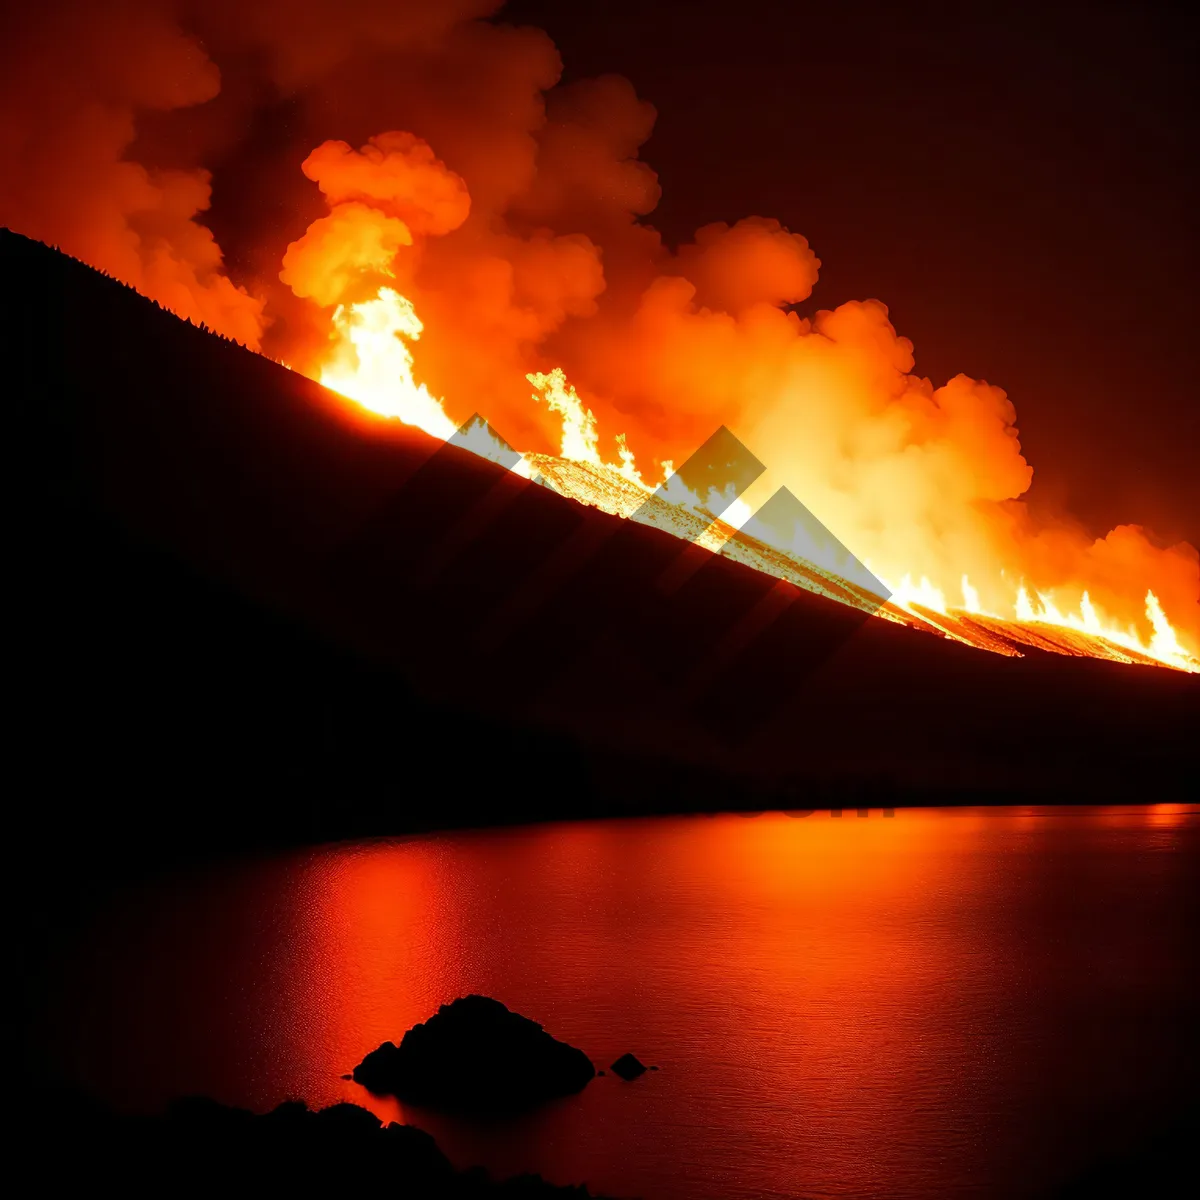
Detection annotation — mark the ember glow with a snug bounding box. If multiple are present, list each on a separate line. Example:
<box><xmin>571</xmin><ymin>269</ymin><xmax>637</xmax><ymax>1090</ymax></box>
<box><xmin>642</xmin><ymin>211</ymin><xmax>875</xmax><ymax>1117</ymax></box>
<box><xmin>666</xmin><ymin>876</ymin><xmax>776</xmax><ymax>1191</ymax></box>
<box><xmin>2</xmin><ymin>2</ymin><xmax>1195</xmax><ymax>673</ymax></box>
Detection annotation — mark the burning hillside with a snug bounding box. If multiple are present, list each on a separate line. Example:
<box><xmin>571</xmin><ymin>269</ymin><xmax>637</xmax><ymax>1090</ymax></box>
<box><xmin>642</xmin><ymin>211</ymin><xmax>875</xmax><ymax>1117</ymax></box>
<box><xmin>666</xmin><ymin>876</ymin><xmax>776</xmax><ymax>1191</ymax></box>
<box><xmin>7</xmin><ymin>225</ymin><xmax>1198</xmax><ymax>813</ymax></box>
<box><xmin>2</xmin><ymin>1</ymin><xmax>1196</xmax><ymax>673</ymax></box>
<box><xmin>526</xmin><ymin>452</ymin><xmax>1197</xmax><ymax>672</ymax></box>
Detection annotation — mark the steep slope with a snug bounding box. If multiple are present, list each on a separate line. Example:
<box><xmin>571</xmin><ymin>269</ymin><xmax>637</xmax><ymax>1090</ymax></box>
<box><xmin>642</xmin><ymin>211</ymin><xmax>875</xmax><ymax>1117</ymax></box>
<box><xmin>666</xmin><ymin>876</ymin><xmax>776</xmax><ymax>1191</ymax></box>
<box><xmin>5</xmin><ymin>228</ymin><xmax>1197</xmax><ymax>863</ymax></box>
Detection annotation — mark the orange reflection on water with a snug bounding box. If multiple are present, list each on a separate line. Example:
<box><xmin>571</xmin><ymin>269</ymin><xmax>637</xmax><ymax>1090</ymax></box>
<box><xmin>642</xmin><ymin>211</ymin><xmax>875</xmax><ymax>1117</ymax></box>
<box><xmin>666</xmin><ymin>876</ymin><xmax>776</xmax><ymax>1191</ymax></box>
<box><xmin>280</xmin><ymin>841</ymin><xmax>461</xmax><ymax>1126</ymax></box>
<box><xmin>275</xmin><ymin>812</ymin><xmax>1025</xmax><ymax>1196</ymax></box>
<box><xmin>52</xmin><ymin>809</ymin><xmax>1197</xmax><ymax>1200</ymax></box>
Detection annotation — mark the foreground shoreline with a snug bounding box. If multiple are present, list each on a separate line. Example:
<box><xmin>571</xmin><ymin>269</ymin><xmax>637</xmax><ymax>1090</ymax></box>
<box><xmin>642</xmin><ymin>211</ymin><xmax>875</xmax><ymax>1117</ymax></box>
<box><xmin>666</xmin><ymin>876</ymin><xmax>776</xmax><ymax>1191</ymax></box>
<box><xmin>16</xmin><ymin>1092</ymin><xmax>618</xmax><ymax>1198</ymax></box>
<box><xmin>14</xmin><ymin>1087</ymin><xmax>1196</xmax><ymax>1199</ymax></box>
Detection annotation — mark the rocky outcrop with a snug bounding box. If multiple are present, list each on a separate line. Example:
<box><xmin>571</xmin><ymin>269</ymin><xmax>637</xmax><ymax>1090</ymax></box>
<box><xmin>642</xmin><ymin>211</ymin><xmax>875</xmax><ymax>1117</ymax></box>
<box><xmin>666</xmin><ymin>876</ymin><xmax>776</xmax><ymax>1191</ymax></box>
<box><xmin>353</xmin><ymin>995</ymin><xmax>596</xmax><ymax>1111</ymax></box>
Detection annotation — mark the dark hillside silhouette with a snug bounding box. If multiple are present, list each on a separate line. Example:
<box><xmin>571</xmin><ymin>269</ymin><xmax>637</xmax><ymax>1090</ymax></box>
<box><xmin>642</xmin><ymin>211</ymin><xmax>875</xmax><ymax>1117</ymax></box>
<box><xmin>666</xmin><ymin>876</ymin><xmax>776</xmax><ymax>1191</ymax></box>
<box><xmin>5</xmin><ymin>225</ymin><xmax>1196</xmax><ymax>873</ymax></box>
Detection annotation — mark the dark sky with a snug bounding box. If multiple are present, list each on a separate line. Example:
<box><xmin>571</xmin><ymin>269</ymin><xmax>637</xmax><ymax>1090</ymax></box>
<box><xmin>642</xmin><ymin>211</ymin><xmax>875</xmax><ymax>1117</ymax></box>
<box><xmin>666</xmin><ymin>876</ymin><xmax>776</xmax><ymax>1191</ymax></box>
<box><xmin>502</xmin><ymin>0</ymin><xmax>1199</xmax><ymax>548</ymax></box>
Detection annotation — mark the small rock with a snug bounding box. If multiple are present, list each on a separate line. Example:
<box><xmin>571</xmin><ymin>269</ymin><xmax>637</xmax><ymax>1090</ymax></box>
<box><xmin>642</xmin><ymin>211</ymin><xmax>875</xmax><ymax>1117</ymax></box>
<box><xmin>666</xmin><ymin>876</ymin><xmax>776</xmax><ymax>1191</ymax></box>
<box><xmin>610</xmin><ymin>1053</ymin><xmax>647</xmax><ymax>1080</ymax></box>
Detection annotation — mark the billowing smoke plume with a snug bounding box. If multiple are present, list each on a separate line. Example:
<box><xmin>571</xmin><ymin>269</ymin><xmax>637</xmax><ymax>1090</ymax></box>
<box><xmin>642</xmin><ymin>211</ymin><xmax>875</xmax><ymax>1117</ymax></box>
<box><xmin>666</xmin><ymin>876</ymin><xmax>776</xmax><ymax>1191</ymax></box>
<box><xmin>0</xmin><ymin>2</ymin><xmax>265</xmax><ymax>346</ymax></box>
<box><xmin>2</xmin><ymin>0</ymin><xmax>1195</xmax><ymax>654</ymax></box>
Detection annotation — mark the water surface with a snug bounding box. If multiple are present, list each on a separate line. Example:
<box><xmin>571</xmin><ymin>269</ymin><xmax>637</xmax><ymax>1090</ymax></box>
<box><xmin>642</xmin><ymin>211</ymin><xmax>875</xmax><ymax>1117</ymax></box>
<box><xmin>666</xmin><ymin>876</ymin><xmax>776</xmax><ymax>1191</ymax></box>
<box><xmin>43</xmin><ymin>807</ymin><xmax>1200</xmax><ymax>1198</ymax></box>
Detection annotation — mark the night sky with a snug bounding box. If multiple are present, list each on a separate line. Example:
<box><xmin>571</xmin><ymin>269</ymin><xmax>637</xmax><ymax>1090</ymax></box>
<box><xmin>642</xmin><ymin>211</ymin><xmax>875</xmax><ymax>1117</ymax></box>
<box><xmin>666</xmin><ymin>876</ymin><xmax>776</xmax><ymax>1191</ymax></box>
<box><xmin>503</xmin><ymin>0</ymin><xmax>1199</xmax><ymax>548</ymax></box>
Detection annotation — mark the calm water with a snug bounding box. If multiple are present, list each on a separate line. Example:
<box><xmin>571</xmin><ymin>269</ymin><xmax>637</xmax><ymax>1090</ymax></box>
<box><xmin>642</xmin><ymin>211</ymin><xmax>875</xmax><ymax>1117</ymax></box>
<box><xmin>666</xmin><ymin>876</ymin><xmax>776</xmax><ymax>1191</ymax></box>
<box><xmin>42</xmin><ymin>808</ymin><xmax>1200</xmax><ymax>1199</ymax></box>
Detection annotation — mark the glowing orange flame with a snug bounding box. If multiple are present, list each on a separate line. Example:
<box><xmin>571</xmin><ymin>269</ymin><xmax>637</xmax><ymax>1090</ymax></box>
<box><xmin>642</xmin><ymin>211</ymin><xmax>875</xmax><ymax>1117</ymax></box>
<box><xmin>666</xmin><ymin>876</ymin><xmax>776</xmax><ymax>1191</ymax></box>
<box><xmin>320</xmin><ymin>287</ymin><xmax>454</xmax><ymax>439</ymax></box>
<box><xmin>320</xmin><ymin>286</ymin><xmax>530</xmax><ymax>475</ymax></box>
<box><xmin>1010</xmin><ymin>585</ymin><xmax>1196</xmax><ymax>672</ymax></box>
<box><xmin>318</xmin><ymin>305</ymin><xmax>1196</xmax><ymax>674</ymax></box>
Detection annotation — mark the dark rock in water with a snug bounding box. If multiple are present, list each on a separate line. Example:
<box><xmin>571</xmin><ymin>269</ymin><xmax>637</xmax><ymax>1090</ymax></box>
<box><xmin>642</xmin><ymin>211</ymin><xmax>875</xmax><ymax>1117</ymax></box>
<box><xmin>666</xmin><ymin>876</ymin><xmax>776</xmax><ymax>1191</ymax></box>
<box><xmin>649</xmin><ymin>1065</ymin><xmax>659</xmax><ymax>1071</ymax></box>
<box><xmin>353</xmin><ymin>995</ymin><xmax>595</xmax><ymax>1111</ymax></box>
<box><xmin>340</xmin><ymin>1073</ymin><xmax>353</xmax><ymax>1080</ymax></box>
<box><xmin>597</xmin><ymin>1070</ymin><xmax>605</xmax><ymax>1077</ymax></box>
<box><xmin>609</xmin><ymin>1053</ymin><xmax>648</xmax><ymax>1080</ymax></box>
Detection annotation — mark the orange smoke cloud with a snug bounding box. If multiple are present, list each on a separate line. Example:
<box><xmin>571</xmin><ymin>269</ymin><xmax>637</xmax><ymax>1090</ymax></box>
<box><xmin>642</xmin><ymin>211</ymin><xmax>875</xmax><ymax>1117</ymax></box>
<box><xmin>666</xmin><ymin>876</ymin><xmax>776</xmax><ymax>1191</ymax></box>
<box><xmin>280</xmin><ymin>202</ymin><xmax>414</xmax><ymax>308</ymax></box>
<box><xmin>301</xmin><ymin>133</ymin><xmax>472</xmax><ymax>236</ymax></box>
<box><xmin>2</xmin><ymin>1</ymin><xmax>1195</xmax><ymax>658</ymax></box>
<box><xmin>673</xmin><ymin>218</ymin><xmax>822</xmax><ymax>314</ymax></box>
<box><xmin>0</xmin><ymin>2</ymin><xmax>265</xmax><ymax>347</ymax></box>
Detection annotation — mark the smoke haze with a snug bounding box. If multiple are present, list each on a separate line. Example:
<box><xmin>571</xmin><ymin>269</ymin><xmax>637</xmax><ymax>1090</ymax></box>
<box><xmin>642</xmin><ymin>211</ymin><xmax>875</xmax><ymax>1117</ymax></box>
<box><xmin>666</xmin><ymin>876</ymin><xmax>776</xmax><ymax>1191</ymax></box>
<box><xmin>2</xmin><ymin>0</ymin><xmax>1195</xmax><ymax>652</ymax></box>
